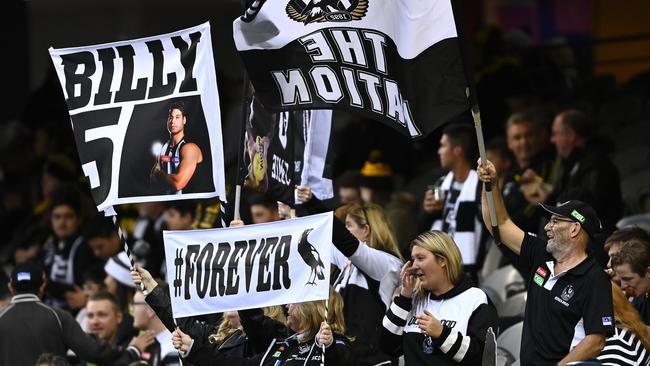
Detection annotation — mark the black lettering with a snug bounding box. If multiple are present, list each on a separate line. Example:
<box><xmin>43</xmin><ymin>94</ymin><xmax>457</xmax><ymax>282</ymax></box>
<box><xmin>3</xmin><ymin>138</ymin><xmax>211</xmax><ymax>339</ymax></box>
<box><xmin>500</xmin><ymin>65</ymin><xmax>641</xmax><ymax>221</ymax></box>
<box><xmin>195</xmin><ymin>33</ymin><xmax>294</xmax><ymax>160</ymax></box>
<box><xmin>271</xmin><ymin>155</ymin><xmax>291</xmax><ymax>186</ymax></box>
<box><xmin>146</xmin><ymin>39</ymin><xmax>177</xmax><ymax>99</ymax></box>
<box><xmin>273</xmin><ymin>235</ymin><xmax>292</xmax><ymax>290</ymax></box>
<box><xmin>209</xmin><ymin>243</ymin><xmax>230</xmax><ymax>297</ymax></box>
<box><xmin>171</xmin><ymin>31</ymin><xmax>201</xmax><ymax>93</ymax></box>
<box><xmin>257</xmin><ymin>237</ymin><xmax>278</xmax><ymax>292</ymax></box>
<box><xmin>114</xmin><ymin>45</ymin><xmax>147</xmax><ymax>102</ymax></box>
<box><xmin>244</xmin><ymin>239</ymin><xmax>264</xmax><ymax>292</ymax></box>
<box><xmin>440</xmin><ymin>320</ymin><xmax>457</xmax><ymax>328</ymax></box>
<box><xmin>184</xmin><ymin>245</ymin><xmax>200</xmax><ymax>300</ymax></box>
<box><xmin>195</xmin><ymin>243</ymin><xmax>214</xmax><ymax>299</ymax></box>
<box><xmin>60</xmin><ymin>51</ymin><xmax>96</xmax><ymax>110</ymax></box>
<box><xmin>94</xmin><ymin>48</ymin><xmax>116</xmax><ymax>105</ymax></box>
<box><xmin>225</xmin><ymin>241</ymin><xmax>246</xmax><ymax>296</ymax></box>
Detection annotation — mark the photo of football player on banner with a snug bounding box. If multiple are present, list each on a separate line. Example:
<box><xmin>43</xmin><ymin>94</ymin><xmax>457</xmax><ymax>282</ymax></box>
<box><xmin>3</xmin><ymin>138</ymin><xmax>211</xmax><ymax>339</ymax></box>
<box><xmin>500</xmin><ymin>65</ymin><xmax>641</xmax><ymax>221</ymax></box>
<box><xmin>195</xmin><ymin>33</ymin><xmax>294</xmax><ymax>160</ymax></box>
<box><xmin>49</xmin><ymin>22</ymin><xmax>226</xmax><ymax>211</ymax></box>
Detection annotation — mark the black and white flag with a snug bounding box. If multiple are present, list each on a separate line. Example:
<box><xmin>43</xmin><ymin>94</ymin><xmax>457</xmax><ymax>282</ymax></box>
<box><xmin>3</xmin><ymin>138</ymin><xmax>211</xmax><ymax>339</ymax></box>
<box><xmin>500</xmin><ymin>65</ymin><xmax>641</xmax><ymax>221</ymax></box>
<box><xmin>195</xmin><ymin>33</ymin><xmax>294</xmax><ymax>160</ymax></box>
<box><xmin>164</xmin><ymin>212</ymin><xmax>332</xmax><ymax>317</ymax></box>
<box><xmin>233</xmin><ymin>0</ymin><xmax>468</xmax><ymax>139</ymax></box>
<box><xmin>244</xmin><ymin>96</ymin><xmax>333</xmax><ymax>204</ymax></box>
<box><xmin>49</xmin><ymin>23</ymin><xmax>226</xmax><ymax>211</ymax></box>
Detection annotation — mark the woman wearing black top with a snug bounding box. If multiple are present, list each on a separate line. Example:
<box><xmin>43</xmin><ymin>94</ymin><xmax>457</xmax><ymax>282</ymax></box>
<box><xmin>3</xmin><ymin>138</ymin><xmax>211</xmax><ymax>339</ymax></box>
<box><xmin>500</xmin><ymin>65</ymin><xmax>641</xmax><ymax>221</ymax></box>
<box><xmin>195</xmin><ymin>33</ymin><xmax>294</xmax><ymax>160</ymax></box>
<box><xmin>172</xmin><ymin>289</ymin><xmax>352</xmax><ymax>366</ymax></box>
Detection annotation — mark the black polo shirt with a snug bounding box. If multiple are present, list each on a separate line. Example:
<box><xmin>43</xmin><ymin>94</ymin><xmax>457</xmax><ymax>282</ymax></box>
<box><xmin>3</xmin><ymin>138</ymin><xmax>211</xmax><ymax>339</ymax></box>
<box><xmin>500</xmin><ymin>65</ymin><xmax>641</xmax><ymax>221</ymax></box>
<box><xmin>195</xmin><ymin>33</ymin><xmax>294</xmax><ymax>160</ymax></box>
<box><xmin>518</xmin><ymin>233</ymin><xmax>613</xmax><ymax>366</ymax></box>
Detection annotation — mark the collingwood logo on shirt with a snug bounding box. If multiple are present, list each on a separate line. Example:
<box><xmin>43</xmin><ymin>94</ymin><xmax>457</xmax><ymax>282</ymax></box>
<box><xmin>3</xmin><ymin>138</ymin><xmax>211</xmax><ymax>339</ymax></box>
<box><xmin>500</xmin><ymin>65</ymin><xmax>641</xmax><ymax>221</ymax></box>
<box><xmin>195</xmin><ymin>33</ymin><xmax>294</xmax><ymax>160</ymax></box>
<box><xmin>554</xmin><ymin>284</ymin><xmax>575</xmax><ymax>307</ymax></box>
<box><xmin>286</xmin><ymin>0</ymin><xmax>368</xmax><ymax>25</ymax></box>
<box><xmin>560</xmin><ymin>285</ymin><xmax>574</xmax><ymax>302</ymax></box>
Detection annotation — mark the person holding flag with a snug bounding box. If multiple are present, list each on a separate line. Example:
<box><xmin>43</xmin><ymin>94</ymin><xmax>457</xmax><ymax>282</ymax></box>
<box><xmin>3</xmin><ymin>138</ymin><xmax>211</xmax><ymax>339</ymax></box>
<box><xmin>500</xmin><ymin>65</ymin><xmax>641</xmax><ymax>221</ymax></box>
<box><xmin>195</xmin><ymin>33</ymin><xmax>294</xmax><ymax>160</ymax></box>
<box><xmin>477</xmin><ymin>158</ymin><xmax>613</xmax><ymax>365</ymax></box>
<box><xmin>297</xmin><ymin>186</ymin><xmax>403</xmax><ymax>365</ymax></box>
<box><xmin>170</xmin><ymin>290</ymin><xmax>352</xmax><ymax>366</ymax></box>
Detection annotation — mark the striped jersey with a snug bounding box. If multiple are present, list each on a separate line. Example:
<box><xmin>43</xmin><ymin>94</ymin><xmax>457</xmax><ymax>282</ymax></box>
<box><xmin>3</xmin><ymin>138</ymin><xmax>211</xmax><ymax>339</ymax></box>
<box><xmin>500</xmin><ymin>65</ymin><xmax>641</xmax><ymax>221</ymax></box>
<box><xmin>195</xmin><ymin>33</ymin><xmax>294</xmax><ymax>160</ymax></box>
<box><xmin>597</xmin><ymin>327</ymin><xmax>650</xmax><ymax>366</ymax></box>
<box><xmin>160</xmin><ymin>138</ymin><xmax>186</xmax><ymax>194</ymax></box>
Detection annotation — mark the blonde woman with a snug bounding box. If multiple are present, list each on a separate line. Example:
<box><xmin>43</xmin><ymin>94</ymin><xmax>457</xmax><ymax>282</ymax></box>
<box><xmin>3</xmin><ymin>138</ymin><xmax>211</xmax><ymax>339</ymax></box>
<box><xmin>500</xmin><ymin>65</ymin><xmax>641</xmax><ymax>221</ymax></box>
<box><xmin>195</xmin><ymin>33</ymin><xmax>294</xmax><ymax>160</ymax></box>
<box><xmin>381</xmin><ymin>230</ymin><xmax>498</xmax><ymax>365</ymax></box>
<box><xmin>327</xmin><ymin>203</ymin><xmax>402</xmax><ymax>365</ymax></box>
<box><xmin>131</xmin><ymin>265</ymin><xmax>287</xmax><ymax>358</ymax></box>
<box><xmin>205</xmin><ymin>306</ymin><xmax>287</xmax><ymax>358</ymax></box>
<box><xmin>597</xmin><ymin>283</ymin><xmax>650</xmax><ymax>365</ymax></box>
<box><xmin>172</xmin><ymin>289</ymin><xmax>352</xmax><ymax>366</ymax></box>
<box><xmin>298</xmin><ymin>189</ymin><xmax>404</xmax><ymax>365</ymax></box>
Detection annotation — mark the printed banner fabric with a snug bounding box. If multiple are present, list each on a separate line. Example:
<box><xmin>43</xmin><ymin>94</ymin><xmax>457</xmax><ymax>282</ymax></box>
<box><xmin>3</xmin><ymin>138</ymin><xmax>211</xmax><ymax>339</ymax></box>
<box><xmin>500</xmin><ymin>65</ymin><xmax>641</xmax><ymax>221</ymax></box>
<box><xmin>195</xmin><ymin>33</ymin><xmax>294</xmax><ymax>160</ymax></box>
<box><xmin>244</xmin><ymin>96</ymin><xmax>333</xmax><ymax>204</ymax></box>
<box><xmin>164</xmin><ymin>212</ymin><xmax>333</xmax><ymax>318</ymax></box>
<box><xmin>233</xmin><ymin>0</ymin><xmax>469</xmax><ymax>139</ymax></box>
<box><xmin>49</xmin><ymin>22</ymin><xmax>226</xmax><ymax>211</ymax></box>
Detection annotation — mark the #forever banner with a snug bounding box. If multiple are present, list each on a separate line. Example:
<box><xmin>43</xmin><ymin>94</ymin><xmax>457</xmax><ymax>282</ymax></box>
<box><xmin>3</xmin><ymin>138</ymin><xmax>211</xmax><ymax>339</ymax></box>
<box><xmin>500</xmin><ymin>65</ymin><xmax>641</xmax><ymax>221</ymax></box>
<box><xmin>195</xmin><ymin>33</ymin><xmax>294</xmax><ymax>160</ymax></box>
<box><xmin>164</xmin><ymin>212</ymin><xmax>332</xmax><ymax>318</ymax></box>
<box><xmin>233</xmin><ymin>0</ymin><xmax>469</xmax><ymax>139</ymax></box>
<box><xmin>49</xmin><ymin>22</ymin><xmax>226</xmax><ymax>211</ymax></box>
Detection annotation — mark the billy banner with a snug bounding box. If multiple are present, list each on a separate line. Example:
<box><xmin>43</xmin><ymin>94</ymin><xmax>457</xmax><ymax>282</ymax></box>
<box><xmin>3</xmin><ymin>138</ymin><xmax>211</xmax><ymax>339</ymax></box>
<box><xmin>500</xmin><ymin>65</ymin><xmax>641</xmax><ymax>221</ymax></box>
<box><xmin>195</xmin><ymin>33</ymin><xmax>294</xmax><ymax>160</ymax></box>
<box><xmin>164</xmin><ymin>212</ymin><xmax>333</xmax><ymax>318</ymax></box>
<box><xmin>49</xmin><ymin>22</ymin><xmax>226</xmax><ymax>211</ymax></box>
<box><xmin>233</xmin><ymin>0</ymin><xmax>469</xmax><ymax>139</ymax></box>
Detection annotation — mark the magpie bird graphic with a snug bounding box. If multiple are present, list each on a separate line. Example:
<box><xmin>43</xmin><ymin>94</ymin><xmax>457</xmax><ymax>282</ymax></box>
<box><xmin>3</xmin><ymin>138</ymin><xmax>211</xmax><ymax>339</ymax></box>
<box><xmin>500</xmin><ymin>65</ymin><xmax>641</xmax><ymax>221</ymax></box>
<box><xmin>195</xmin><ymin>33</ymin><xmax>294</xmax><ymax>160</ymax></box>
<box><xmin>300</xmin><ymin>0</ymin><xmax>342</xmax><ymax>22</ymax></box>
<box><xmin>297</xmin><ymin>228</ymin><xmax>325</xmax><ymax>285</ymax></box>
<box><xmin>286</xmin><ymin>0</ymin><xmax>368</xmax><ymax>25</ymax></box>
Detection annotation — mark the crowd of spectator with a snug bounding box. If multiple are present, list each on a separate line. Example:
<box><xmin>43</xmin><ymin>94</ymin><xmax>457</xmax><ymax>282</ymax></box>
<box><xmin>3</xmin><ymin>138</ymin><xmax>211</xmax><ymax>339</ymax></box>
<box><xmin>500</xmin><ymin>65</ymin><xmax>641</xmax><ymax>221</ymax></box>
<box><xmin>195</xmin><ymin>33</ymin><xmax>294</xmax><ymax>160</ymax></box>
<box><xmin>1</xmin><ymin>24</ymin><xmax>650</xmax><ymax>366</ymax></box>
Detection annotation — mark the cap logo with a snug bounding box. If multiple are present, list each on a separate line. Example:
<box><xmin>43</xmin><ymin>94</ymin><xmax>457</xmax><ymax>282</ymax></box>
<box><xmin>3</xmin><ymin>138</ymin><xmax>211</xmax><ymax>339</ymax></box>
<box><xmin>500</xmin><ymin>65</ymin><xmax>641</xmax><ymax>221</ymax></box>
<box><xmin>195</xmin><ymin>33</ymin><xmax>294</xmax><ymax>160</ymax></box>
<box><xmin>571</xmin><ymin>210</ymin><xmax>585</xmax><ymax>223</ymax></box>
<box><xmin>17</xmin><ymin>272</ymin><xmax>31</xmax><ymax>281</ymax></box>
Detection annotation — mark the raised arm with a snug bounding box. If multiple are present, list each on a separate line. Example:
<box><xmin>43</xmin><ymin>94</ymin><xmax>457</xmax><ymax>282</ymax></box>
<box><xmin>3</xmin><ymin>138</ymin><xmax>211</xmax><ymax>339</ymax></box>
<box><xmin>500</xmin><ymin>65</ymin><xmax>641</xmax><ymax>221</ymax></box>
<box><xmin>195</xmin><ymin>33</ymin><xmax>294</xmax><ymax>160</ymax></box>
<box><xmin>133</xmin><ymin>265</ymin><xmax>216</xmax><ymax>340</ymax></box>
<box><xmin>477</xmin><ymin>159</ymin><xmax>525</xmax><ymax>255</ymax></box>
<box><xmin>239</xmin><ymin>308</ymin><xmax>288</xmax><ymax>354</ymax></box>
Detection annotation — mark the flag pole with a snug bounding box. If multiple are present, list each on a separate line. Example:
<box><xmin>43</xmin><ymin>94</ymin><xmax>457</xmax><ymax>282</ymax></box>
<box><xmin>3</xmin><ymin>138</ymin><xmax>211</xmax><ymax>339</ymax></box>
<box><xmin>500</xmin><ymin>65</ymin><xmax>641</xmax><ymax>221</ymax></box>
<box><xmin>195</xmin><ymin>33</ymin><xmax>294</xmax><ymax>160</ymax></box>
<box><xmin>321</xmin><ymin>297</ymin><xmax>328</xmax><ymax>366</ymax></box>
<box><xmin>110</xmin><ymin>214</ymin><xmax>148</xmax><ymax>295</ymax></box>
<box><xmin>466</xmin><ymin>89</ymin><xmax>500</xmax><ymax>244</ymax></box>
<box><xmin>234</xmin><ymin>73</ymin><xmax>251</xmax><ymax>221</ymax></box>
<box><xmin>452</xmin><ymin>0</ymin><xmax>500</xmax><ymax>243</ymax></box>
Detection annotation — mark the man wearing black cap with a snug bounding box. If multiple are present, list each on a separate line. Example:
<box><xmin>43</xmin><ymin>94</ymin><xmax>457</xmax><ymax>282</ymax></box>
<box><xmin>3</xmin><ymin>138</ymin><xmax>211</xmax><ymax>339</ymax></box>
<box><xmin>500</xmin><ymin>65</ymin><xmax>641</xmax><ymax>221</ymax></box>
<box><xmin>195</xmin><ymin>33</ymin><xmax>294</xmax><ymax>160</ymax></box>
<box><xmin>0</xmin><ymin>261</ymin><xmax>152</xmax><ymax>365</ymax></box>
<box><xmin>477</xmin><ymin>160</ymin><xmax>613</xmax><ymax>366</ymax></box>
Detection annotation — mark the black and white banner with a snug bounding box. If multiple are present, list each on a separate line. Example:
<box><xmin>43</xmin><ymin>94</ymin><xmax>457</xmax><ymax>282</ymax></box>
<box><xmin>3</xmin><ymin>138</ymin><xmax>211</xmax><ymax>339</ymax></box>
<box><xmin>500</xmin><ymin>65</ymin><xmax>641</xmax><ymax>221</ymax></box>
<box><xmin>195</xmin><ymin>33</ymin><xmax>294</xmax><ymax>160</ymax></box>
<box><xmin>233</xmin><ymin>0</ymin><xmax>469</xmax><ymax>139</ymax></box>
<box><xmin>245</xmin><ymin>96</ymin><xmax>333</xmax><ymax>204</ymax></box>
<box><xmin>49</xmin><ymin>23</ymin><xmax>226</xmax><ymax>211</ymax></box>
<box><xmin>164</xmin><ymin>212</ymin><xmax>332</xmax><ymax>318</ymax></box>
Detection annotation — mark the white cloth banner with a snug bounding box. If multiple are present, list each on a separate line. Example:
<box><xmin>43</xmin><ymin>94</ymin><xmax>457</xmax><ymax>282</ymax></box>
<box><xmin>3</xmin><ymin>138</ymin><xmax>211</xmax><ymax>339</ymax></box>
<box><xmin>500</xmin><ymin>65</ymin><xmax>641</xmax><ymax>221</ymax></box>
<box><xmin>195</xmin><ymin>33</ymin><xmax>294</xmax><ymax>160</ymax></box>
<box><xmin>297</xmin><ymin>109</ymin><xmax>334</xmax><ymax>204</ymax></box>
<box><xmin>164</xmin><ymin>212</ymin><xmax>333</xmax><ymax>318</ymax></box>
<box><xmin>49</xmin><ymin>22</ymin><xmax>226</xmax><ymax>211</ymax></box>
<box><xmin>233</xmin><ymin>0</ymin><xmax>469</xmax><ymax>139</ymax></box>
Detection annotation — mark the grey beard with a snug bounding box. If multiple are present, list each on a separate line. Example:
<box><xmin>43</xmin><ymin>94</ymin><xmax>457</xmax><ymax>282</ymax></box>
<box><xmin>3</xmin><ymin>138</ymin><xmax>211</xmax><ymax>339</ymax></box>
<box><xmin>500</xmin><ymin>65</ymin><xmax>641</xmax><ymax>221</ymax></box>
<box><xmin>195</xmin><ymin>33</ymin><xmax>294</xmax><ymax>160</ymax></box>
<box><xmin>546</xmin><ymin>239</ymin><xmax>571</xmax><ymax>260</ymax></box>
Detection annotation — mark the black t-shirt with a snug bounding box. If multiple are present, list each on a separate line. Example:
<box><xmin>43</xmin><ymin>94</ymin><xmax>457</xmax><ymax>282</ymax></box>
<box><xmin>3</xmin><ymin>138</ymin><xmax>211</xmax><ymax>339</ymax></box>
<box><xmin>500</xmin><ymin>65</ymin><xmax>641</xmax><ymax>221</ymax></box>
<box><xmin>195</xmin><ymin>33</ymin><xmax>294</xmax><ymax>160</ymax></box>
<box><xmin>518</xmin><ymin>233</ymin><xmax>613</xmax><ymax>365</ymax></box>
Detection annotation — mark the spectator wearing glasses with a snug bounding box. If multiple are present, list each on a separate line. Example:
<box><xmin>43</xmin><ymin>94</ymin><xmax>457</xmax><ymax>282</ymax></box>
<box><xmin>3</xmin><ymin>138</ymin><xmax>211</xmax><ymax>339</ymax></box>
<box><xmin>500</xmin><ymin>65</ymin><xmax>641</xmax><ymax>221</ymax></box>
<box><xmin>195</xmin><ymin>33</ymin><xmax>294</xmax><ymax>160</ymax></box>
<box><xmin>477</xmin><ymin>159</ymin><xmax>613</xmax><ymax>365</ymax></box>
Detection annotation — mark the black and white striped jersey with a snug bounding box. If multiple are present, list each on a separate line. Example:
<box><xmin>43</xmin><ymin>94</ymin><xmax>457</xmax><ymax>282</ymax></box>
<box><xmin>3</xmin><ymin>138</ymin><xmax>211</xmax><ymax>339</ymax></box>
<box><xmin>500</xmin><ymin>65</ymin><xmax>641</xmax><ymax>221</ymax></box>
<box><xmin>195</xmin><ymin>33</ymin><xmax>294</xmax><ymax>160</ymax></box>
<box><xmin>597</xmin><ymin>327</ymin><xmax>650</xmax><ymax>366</ymax></box>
